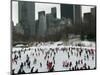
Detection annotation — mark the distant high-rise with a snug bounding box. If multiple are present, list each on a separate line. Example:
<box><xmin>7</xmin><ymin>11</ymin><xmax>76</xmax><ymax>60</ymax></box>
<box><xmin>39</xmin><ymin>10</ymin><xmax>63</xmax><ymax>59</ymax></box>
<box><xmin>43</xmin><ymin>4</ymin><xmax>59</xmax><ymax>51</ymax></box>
<box><xmin>74</xmin><ymin>5</ymin><xmax>82</xmax><ymax>24</ymax></box>
<box><xmin>46</xmin><ymin>14</ymin><xmax>53</xmax><ymax>28</ymax></box>
<box><xmin>46</xmin><ymin>7</ymin><xmax>57</xmax><ymax>29</ymax></box>
<box><xmin>61</xmin><ymin>4</ymin><xmax>82</xmax><ymax>24</ymax></box>
<box><xmin>15</xmin><ymin>23</ymin><xmax>24</xmax><ymax>35</ymax></box>
<box><xmin>61</xmin><ymin>4</ymin><xmax>73</xmax><ymax>20</ymax></box>
<box><xmin>11</xmin><ymin>20</ymin><xmax>15</xmax><ymax>32</ymax></box>
<box><xmin>51</xmin><ymin>7</ymin><xmax>57</xmax><ymax>18</ymax></box>
<box><xmin>46</xmin><ymin>13</ymin><xmax>55</xmax><ymax>28</ymax></box>
<box><xmin>38</xmin><ymin>11</ymin><xmax>47</xmax><ymax>37</ymax></box>
<box><xmin>83</xmin><ymin>13</ymin><xmax>92</xmax><ymax>24</ymax></box>
<box><xmin>18</xmin><ymin>1</ymin><xmax>35</xmax><ymax>38</ymax></box>
<box><xmin>91</xmin><ymin>7</ymin><xmax>96</xmax><ymax>17</ymax></box>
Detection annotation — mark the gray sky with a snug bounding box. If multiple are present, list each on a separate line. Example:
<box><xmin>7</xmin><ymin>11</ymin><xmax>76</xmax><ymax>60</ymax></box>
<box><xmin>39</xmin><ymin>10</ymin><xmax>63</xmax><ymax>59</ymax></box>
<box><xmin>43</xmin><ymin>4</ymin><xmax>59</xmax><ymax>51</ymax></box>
<box><xmin>12</xmin><ymin>1</ymin><xmax>95</xmax><ymax>26</ymax></box>
<box><xmin>12</xmin><ymin>1</ymin><xmax>18</xmax><ymax>26</ymax></box>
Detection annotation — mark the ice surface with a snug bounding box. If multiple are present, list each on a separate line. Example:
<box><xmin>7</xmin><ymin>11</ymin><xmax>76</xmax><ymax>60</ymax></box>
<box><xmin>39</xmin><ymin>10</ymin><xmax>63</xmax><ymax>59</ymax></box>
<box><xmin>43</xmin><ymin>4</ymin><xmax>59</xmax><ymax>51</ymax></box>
<box><xmin>11</xmin><ymin>41</ymin><xmax>96</xmax><ymax>74</ymax></box>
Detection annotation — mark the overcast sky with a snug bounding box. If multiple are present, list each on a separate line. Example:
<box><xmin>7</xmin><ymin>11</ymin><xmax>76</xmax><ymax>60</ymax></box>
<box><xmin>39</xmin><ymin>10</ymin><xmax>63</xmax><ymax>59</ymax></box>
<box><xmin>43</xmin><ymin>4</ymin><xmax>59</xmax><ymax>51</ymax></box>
<box><xmin>12</xmin><ymin>1</ymin><xmax>95</xmax><ymax>26</ymax></box>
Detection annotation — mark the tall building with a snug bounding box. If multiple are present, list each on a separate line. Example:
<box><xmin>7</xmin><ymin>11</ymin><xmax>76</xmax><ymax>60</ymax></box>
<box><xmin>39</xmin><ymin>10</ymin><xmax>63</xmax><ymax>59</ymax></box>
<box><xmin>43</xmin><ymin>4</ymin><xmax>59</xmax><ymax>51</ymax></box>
<box><xmin>46</xmin><ymin>7</ymin><xmax>57</xmax><ymax>29</ymax></box>
<box><xmin>83</xmin><ymin>8</ymin><xmax>96</xmax><ymax>25</ymax></box>
<box><xmin>46</xmin><ymin>13</ymin><xmax>55</xmax><ymax>28</ymax></box>
<box><xmin>74</xmin><ymin>5</ymin><xmax>82</xmax><ymax>24</ymax></box>
<box><xmin>61</xmin><ymin>4</ymin><xmax>73</xmax><ymax>21</ymax></box>
<box><xmin>83</xmin><ymin>13</ymin><xmax>92</xmax><ymax>24</ymax></box>
<box><xmin>38</xmin><ymin>11</ymin><xmax>47</xmax><ymax>37</ymax></box>
<box><xmin>61</xmin><ymin>4</ymin><xmax>82</xmax><ymax>24</ymax></box>
<box><xmin>46</xmin><ymin>14</ymin><xmax>52</xmax><ymax>29</ymax></box>
<box><xmin>15</xmin><ymin>23</ymin><xmax>24</xmax><ymax>35</ymax></box>
<box><xmin>18</xmin><ymin>1</ymin><xmax>35</xmax><ymax>38</ymax></box>
<box><xmin>11</xmin><ymin>21</ymin><xmax>15</xmax><ymax>32</ymax></box>
<box><xmin>51</xmin><ymin>7</ymin><xmax>57</xmax><ymax>18</ymax></box>
<box><xmin>83</xmin><ymin>11</ymin><xmax>96</xmax><ymax>38</ymax></box>
<box><xmin>91</xmin><ymin>7</ymin><xmax>96</xmax><ymax>17</ymax></box>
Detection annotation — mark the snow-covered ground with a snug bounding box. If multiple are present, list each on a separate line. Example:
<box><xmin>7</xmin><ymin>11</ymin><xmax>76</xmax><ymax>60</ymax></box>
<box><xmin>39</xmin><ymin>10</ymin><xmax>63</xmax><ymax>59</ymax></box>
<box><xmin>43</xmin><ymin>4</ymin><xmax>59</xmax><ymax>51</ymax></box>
<box><xmin>11</xmin><ymin>41</ymin><xmax>96</xmax><ymax>74</ymax></box>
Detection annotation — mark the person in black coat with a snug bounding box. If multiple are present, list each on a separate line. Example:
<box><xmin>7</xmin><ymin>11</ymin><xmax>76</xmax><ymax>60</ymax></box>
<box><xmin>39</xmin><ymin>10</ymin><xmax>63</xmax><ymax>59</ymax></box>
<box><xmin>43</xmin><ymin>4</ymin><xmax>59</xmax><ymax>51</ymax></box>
<box><xmin>27</xmin><ymin>61</ymin><xmax>31</xmax><ymax>68</ymax></box>
<box><xmin>18</xmin><ymin>68</ymin><xmax>25</xmax><ymax>74</ymax></box>
<box><xmin>34</xmin><ymin>69</ymin><xmax>38</xmax><ymax>73</ymax></box>
<box><xmin>30</xmin><ymin>66</ymin><xmax>34</xmax><ymax>73</ymax></box>
<box><xmin>48</xmin><ymin>65</ymin><xmax>54</xmax><ymax>72</ymax></box>
<box><xmin>12</xmin><ymin>69</ymin><xmax>15</xmax><ymax>75</ymax></box>
<box><xmin>18</xmin><ymin>62</ymin><xmax>25</xmax><ymax>74</ymax></box>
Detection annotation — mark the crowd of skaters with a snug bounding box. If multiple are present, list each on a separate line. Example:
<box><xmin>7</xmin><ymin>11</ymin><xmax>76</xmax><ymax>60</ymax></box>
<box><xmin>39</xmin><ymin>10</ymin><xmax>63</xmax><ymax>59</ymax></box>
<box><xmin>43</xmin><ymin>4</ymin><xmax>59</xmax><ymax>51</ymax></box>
<box><xmin>12</xmin><ymin>42</ymin><xmax>96</xmax><ymax>75</ymax></box>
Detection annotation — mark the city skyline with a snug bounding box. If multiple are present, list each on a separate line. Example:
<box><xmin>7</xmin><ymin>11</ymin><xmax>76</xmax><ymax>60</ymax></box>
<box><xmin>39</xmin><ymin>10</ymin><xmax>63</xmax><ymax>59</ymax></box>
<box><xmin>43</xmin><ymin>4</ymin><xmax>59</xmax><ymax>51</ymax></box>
<box><xmin>12</xmin><ymin>1</ymin><xmax>95</xmax><ymax>26</ymax></box>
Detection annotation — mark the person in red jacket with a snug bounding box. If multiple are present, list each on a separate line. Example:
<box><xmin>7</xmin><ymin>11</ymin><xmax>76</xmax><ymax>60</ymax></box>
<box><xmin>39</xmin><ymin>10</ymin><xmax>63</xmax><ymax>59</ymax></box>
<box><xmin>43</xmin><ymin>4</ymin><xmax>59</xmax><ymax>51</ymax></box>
<box><xmin>48</xmin><ymin>62</ymin><xmax>52</xmax><ymax>70</ymax></box>
<box><xmin>47</xmin><ymin>60</ymin><xmax>53</xmax><ymax>71</ymax></box>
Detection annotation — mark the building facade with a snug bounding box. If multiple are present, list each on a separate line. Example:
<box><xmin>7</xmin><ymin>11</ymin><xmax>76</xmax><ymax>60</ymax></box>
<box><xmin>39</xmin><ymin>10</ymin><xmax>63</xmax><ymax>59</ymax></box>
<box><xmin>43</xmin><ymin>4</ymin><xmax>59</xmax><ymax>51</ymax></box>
<box><xmin>51</xmin><ymin>7</ymin><xmax>57</xmax><ymax>18</ymax></box>
<box><xmin>38</xmin><ymin>11</ymin><xmax>47</xmax><ymax>37</ymax></box>
<box><xmin>61</xmin><ymin>4</ymin><xmax>82</xmax><ymax>24</ymax></box>
<box><xmin>18</xmin><ymin>1</ymin><xmax>35</xmax><ymax>38</ymax></box>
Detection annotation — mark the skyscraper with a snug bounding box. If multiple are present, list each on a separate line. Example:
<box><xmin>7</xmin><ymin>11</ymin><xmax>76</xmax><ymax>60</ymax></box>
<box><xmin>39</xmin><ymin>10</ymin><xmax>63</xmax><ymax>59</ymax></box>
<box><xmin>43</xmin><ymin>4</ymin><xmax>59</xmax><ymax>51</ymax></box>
<box><xmin>38</xmin><ymin>11</ymin><xmax>47</xmax><ymax>37</ymax></box>
<box><xmin>61</xmin><ymin>4</ymin><xmax>82</xmax><ymax>24</ymax></box>
<box><xmin>18</xmin><ymin>1</ymin><xmax>35</xmax><ymax>38</ymax></box>
<box><xmin>61</xmin><ymin>4</ymin><xmax>73</xmax><ymax>21</ymax></box>
<box><xmin>51</xmin><ymin>7</ymin><xmax>57</xmax><ymax>18</ymax></box>
<box><xmin>46</xmin><ymin>13</ymin><xmax>53</xmax><ymax>28</ymax></box>
<box><xmin>74</xmin><ymin>5</ymin><xmax>82</xmax><ymax>24</ymax></box>
<box><xmin>91</xmin><ymin>7</ymin><xmax>96</xmax><ymax>17</ymax></box>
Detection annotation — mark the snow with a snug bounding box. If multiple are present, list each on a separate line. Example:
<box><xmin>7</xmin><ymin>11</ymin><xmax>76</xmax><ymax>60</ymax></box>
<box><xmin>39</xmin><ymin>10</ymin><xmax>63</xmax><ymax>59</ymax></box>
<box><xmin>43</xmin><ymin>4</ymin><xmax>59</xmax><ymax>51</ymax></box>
<box><xmin>15</xmin><ymin>44</ymin><xmax>25</xmax><ymax>47</ymax></box>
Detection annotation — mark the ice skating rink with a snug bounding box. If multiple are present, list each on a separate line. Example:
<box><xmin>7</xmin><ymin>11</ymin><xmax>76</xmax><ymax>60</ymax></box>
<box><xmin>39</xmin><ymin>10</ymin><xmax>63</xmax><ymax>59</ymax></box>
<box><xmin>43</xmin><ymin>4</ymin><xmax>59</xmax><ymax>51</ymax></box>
<box><xmin>11</xmin><ymin>41</ymin><xmax>96</xmax><ymax>74</ymax></box>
